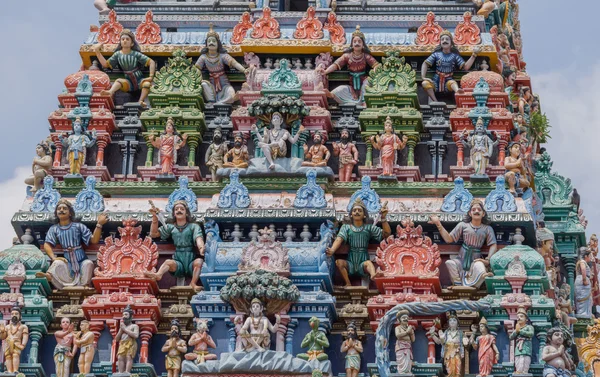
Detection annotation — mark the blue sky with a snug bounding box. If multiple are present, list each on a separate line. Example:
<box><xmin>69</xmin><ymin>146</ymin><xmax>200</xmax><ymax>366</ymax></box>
<box><xmin>0</xmin><ymin>0</ymin><xmax>597</xmax><ymax>244</ymax></box>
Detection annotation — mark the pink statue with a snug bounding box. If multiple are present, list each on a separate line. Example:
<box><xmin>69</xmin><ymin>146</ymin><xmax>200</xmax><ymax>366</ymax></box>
<box><xmin>54</xmin><ymin>317</ymin><xmax>76</xmax><ymax>377</ymax></box>
<box><xmin>149</xmin><ymin>118</ymin><xmax>187</xmax><ymax>175</ymax></box>
<box><xmin>185</xmin><ymin>320</ymin><xmax>217</xmax><ymax>363</ymax></box>
<box><xmin>332</xmin><ymin>128</ymin><xmax>359</xmax><ymax>182</ymax></box>
<box><xmin>469</xmin><ymin>318</ymin><xmax>499</xmax><ymax>377</ymax></box>
<box><xmin>370</xmin><ymin>116</ymin><xmax>408</xmax><ymax>176</ymax></box>
<box><xmin>302</xmin><ymin>131</ymin><xmax>330</xmax><ymax>167</ymax></box>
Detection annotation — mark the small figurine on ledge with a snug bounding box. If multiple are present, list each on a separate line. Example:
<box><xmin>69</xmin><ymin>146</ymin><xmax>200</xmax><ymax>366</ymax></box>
<box><xmin>468</xmin><ymin>317</ymin><xmax>499</xmax><ymax>377</ymax></box>
<box><xmin>509</xmin><ymin>307</ymin><xmax>534</xmax><ymax>375</ymax></box>
<box><xmin>341</xmin><ymin>322</ymin><xmax>363</xmax><ymax>377</ymax></box>
<box><xmin>149</xmin><ymin>118</ymin><xmax>187</xmax><ymax>177</ymax></box>
<box><xmin>542</xmin><ymin>328</ymin><xmax>575</xmax><ymax>377</ymax></box>
<box><xmin>317</xmin><ymin>26</ymin><xmax>378</xmax><ymax>106</ymax></box>
<box><xmin>147</xmin><ymin>200</ymin><xmax>205</xmax><ymax>290</ymax></box>
<box><xmin>94</xmin><ymin>29</ymin><xmax>156</xmax><ymax>107</ymax></box>
<box><xmin>394</xmin><ymin>310</ymin><xmax>415</xmax><ymax>375</ymax></box>
<box><xmin>223</xmin><ymin>132</ymin><xmax>249</xmax><ymax>169</ymax></box>
<box><xmin>239</xmin><ymin>298</ymin><xmax>280</xmax><ymax>352</ymax></box>
<box><xmin>54</xmin><ymin>317</ymin><xmax>75</xmax><ymax>377</ymax></box>
<box><xmin>25</xmin><ymin>140</ymin><xmax>52</xmax><ymax>193</ymax></box>
<box><xmin>115</xmin><ymin>305</ymin><xmax>139</xmax><ymax>375</ymax></box>
<box><xmin>421</xmin><ymin>31</ymin><xmax>481</xmax><ymax>103</ymax></box>
<box><xmin>575</xmin><ymin>248</ymin><xmax>593</xmax><ymax>318</ymax></box>
<box><xmin>0</xmin><ymin>305</ymin><xmax>29</xmax><ymax>374</ymax></box>
<box><xmin>251</xmin><ymin>112</ymin><xmax>305</xmax><ymax>170</ymax></box>
<box><xmin>302</xmin><ymin>131</ymin><xmax>330</xmax><ymax>167</ymax></box>
<box><xmin>298</xmin><ymin>317</ymin><xmax>330</xmax><ymax>361</ymax></box>
<box><xmin>429</xmin><ymin>310</ymin><xmax>465</xmax><ymax>377</ymax></box>
<box><xmin>460</xmin><ymin>117</ymin><xmax>495</xmax><ymax>181</ymax></box>
<box><xmin>205</xmin><ymin>128</ymin><xmax>228</xmax><ymax>181</ymax></box>
<box><xmin>504</xmin><ymin>141</ymin><xmax>530</xmax><ymax>195</ymax></box>
<box><xmin>60</xmin><ymin>118</ymin><xmax>97</xmax><ymax>177</ymax></box>
<box><xmin>185</xmin><ymin>319</ymin><xmax>217</xmax><ymax>364</ymax></box>
<box><xmin>370</xmin><ymin>116</ymin><xmax>408</xmax><ymax>177</ymax></box>
<box><xmin>74</xmin><ymin>320</ymin><xmax>95</xmax><ymax>375</ymax></box>
<box><xmin>162</xmin><ymin>319</ymin><xmax>188</xmax><ymax>377</ymax></box>
<box><xmin>327</xmin><ymin>198</ymin><xmax>391</xmax><ymax>287</ymax></box>
<box><xmin>332</xmin><ymin>128</ymin><xmax>359</xmax><ymax>182</ymax></box>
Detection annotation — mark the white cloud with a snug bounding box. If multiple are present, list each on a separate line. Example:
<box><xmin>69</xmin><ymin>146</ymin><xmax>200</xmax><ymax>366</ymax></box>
<box><xmin>533</xmin><ymin>63</ymin><xmax>600</xmax><ymax>237</ymax></box>
<box><xmin>0</xmin><ymin>167</ymin><xmax>30</xmax><ymax>249</ymax></box>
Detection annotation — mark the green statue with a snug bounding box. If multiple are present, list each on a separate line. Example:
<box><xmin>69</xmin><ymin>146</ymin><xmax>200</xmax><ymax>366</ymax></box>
<box><xmin>509</xmin><ymin>307</ymin><xmax>535</xmax><ymax>375</ymax></box>
<box><xmin>297</xmin><ymin>317</ymin><xmax>329</xmax><ymax>361</ymax></box>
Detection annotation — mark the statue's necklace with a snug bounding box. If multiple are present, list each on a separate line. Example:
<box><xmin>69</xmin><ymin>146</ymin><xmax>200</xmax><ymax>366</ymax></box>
<box><xmin>9</xmin><ymin>324</ymin><xmax>19</xmax><ymax>335</ymax></box>
<box><xmin>350</xmin><ymin>224</ymin><xmax>365</xmax><ymax>232</ymax></box>
<box><xmin>251</xmin><ymin>317</ymin><xmax>261</xmax><ymax>329</ymax></box>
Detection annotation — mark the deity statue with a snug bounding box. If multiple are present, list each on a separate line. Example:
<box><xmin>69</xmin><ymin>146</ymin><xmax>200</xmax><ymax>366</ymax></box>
<box><xmin>298</xmin><ymin>317</ymin><xmax>330</xmax><ymax>361</ymax></box>
<box><xmin>341</xmin><ymin>322</ymin><xmax>363</xmax><ymax>377</ymax></box>
<box><xmin>251</xmin><ymin>112</ymin><xmax>305</xmax><ymax>170</ymax></box>
<box><xmin>185</xmin><ymin>320</ymin><xmax>217</xmax><ymax>364</ymax></box>
<box><xmin>37</xmin><ymin>199</ymin><xmax>108</xmax><ymax>289</ymax></box>
<box><xmin>461</xmin><ymin>117</ymin><xmax>495</xmax><ymax>178</ymax></box>
<box><xmin>556</xmin><ymin>284</ymin><xmax>576</xmax><ymax>327</ymax></box>
<box><xmin>148</xmin><ymin>118</ymin><xmax>188</xmax><ymax>176</ymax></box>
<box><xmin>575</xmin><ymin>248</ymin><xmax>593</xmax><ymax>318</ymax></box>
<box><xmin>205</xmin><ymin>128</ymin><xmax>228</xmax><ymax>181</ymax></box>
<box><xmin>0</xmin><ymin>305</ymin><xmax>29</xmax><ymax>374</ymax></box>
<box><xmin>317</xmin><ymin>26</ymin><xmax>378</xmax><ymax>106</ymax></box>
<box><xmin>195</xmin><ymin>24</ymin><xmax>253</xmax><ymax>104</ymax></box>
<box><xmin>74</xmin><ymin>320</ymin><xmax>95</xmax><ymax>375</ymax></box>
<box><xmin>509</xmin><ymin>307</ymin><xmax>534</xmax><ymax>375</ymax></box>
<box><xmin>223</xmin><ymin>132</ymin><xmax>249</xmax><ymax>169</ymax></box>
<box><xmin>332</xmin><ymin>128</ymin><xmax>358</xmax><ymax>182</ymax></box>
<box><xmin>115</xmin><ymin>305</ymin><xmax>139</xmax><ymax>374</ymax></box>
<box><xmin>302</xmin><ymin>132</ymin><xmax>330</xmax><ymax>167</ymax></box>
<box><xmin>239</xmin><ymin>298</ymin><xmax>281</xmax><ymax>352</ymax></box>
<box><xmin>94</xmin><ymin>29</ymin><xmax>156</xmax><ymax>107</ymax></box>
<box><xmin>59</xmin><ymin>118</ymin><xmax>97</xmax><ymax>176</ymax></box>
<box><xmin>541</xmin><ymin>328</ymin><xmax>575</xmax><ymax>377</ymax></box>
<box><xmin>54</xmin><ymin>317</ymin><xmax>76</xmax><ymax>377</ymax></box>
<box><xmin>519</xmin><ymin>86</ymin><xmax>533</xmax><ymax>123</ymax></box>
<box><xmin>162</xmin><ymin>319</ymin><xmax>188</xmax><ymax>377</ymax></box>
<box><xmin>233</xmin><ymin>316</ymin><xmax>244</xmax><ymax>352</ymax></box>
<box><xmin>146</xmin><ymin>200</ymin><xmax>205</xmax><ymax>290</ymax></box>
<box><xmin>536</xmin><ymin>227</ymin><xmax>557</xmax><ymax>288</ymax></box>
<box><xmin>429</xmin><ymin>310</ymin><xmax>465</xmax><ymax>377</ymax></box>
<box><xmin>394</xmin><ymin>310</ymin><xmax>415</xmax><ymax>375</ymax></box>
<box><xmin>93</xmin><ymin>0</ymin><xmax>112</xmax><ymax>15</ymax></box>
<box><xmin>25</xmin><ymin>140</ymin><xmax>52</xmax><ymax>193</ymax></box>
<box><xmin>327</xmin><ymin>198</ymin><xmax>391</xmax><ymax>287</ymax></box>
<box><xmin>421</xmin><ymin>31</ymin><xmax>481</xmax><ymax>102</ymax></box>
<box><xmin>468</xmin><ymin>317</ymin><xmax>499</xmax><ymax>377</ymax></box>
<box><xmin>505</xmin><ymin>141</ymin><xmax>530</xmax><ymax>195</ymax></box>
<box><xmin>370</xmin><ymin>116</ymin><xmax>408</xmax><ymax>176</ymax></box>
<box><xmin>429</xmin><ymin>199</ymin><xmax>496</xmax><ymax>288</ymax></box>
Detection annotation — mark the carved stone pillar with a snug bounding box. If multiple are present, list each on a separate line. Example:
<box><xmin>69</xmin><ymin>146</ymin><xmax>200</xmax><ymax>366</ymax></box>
<box><xmin>421</xmin><ymin>321</ymin><xmax>436</xmax><ymax>364</ymax></box>
<box><xmin>52</xmin><ymin>135</ymin><xmax>63</xmax><ymax>167</ymax></box>
<box><xmin>27</xmin><ymin>325</ymin><xmax>43</xmax><ymax>364</ymax></box>
<box><xmin>406</xmin><ymin>135</ymin><xmax>418</xmax><ymax>167</ymax></box>
<box><xmin>106</xmin><ymin>319</ymin><xmax>119</xmax><ymax>367</ymax></box>
<box><xmin>453</xmin><ymin>134</ymin><xmax>464</xmax><ymax>167</ymax></box>
<box><xmin>186</xmin><ymin>133</ymin><xmax>200</xmax><ymax>167</ymax></box>
<box><xmin>427</xmin><ymin>141</ymin><xmax>437</xmax><ymax>176</ymax></box>
<box><xmin>144</xmin><ymin>135</ymin><xmax>155</xmax><ymax>167</ymax></box>
<box><xmin>497</xmin><ymin>135</ymin><xmax>508</xmax><ymax>166</ymax></box>
<box><xmin>534</xmin><ymin>324</ymin><xmax>550</xmax><ymax>362</ymax></box>
<box><xmin>364</xmin><ymin>136</ymin><xmax>373</xmax><ymax>167</ymax></box>
<box><xmin>504</xmin><ymin>320</ymin><xmax>515</xmax><ymax>364</ymax></box>
<box><xmin>96</xmin><ymin>133</ymin><xmax>110</xmax><ymax>166</ymax></box>
<box><xmin>89</xmin><ymin>320</ymin><xmax>105</xmax><ymax>347</ymax></box>
<box><xmin>563</xmin><ymin>255</ymin><xmax>577</xmax><ymax>303</ymax></box>
<box><xmin>138</xmin><ymin>321</ymin><xmax>155</xmax><ymax>363</ymax></box>
<box><xmin>225</xmin><ymin>316</ymin><xmax>239</xmax><ymax>353</ymax></box>
<box><xmin>285</xmin><ymin>319</ymin><xmax>299</xmax><ymax>354</ymax></box>
<box><xmin>276</xmin><ymin>314</ymin><xmax>290</xmax><ymax>352</ymax></box>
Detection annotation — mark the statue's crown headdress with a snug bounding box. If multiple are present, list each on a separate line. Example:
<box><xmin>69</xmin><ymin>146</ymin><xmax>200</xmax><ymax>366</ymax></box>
<box><xmin>352</xmin><ymin>25</ymin><xmax>365</xmax><ymax>40</ymax></box>
<box><xmin>207</xmin><ymin>23</ymin><xmax>219</xmax><ymax>39</ymax></box>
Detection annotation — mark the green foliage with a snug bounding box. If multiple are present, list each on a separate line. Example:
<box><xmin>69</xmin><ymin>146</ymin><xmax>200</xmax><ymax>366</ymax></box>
<box><xmin>528</xmin><ymin>112</ymin><xmax>551</xmax><ymax>145</ymax></box>
<box><xmin>248</xmin><ymin>94</ymin><xmax>310</xmax><ymax>126</ymax></box>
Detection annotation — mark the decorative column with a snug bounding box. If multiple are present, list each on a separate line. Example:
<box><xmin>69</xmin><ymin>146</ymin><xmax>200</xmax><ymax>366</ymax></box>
<box><xmin>563</xmin><ymin>255</ymin><xmax>577</xmax><ymax>303</ymax></box>
<box><xmin>406</xmin><ymin>135</ymin><xmax>418</xmax><ymax>167</ymax></box>
<box><xmin>89</xmin><ymin>320</ymin><xmax>105</xmax><ymax>347</ymax></box>
<box><xmin>497</xmin><ymin>135</ymin><xmax>508</xmax><ymax>166</ymax></box>
<box><xmin>534</xmin><ymin>324</ymin><xmax>550</xmax><ymax>362</ymax></box>
<box><xmin>186</xmin><ymin>133</ymin><xmax>200</xmax><ymax>167</ymax></box>
<box><xmin>96</xmin><ymin>133</ymin><xmax>110</xmax><ymax>166</ymax></box>
<box><xmin>285</xmin><ymin>319</ymin><xmax>299</xmax><ymax>354</ymax></box>
<box><xmin>27</xmin><ymin>325</ymin><xmax>44</xmax><ymax>364</ymax></box>
<box><xmin>453</xmin><ymin>134</ymin><xmax>464</xmax><ymax>167</ymax></box>
<box><xmin>276</xmin><ymin>314</ymin><xmax>291</xmax><ymax>352</ymax></box>
<box><xmin>107</xmin><ymin>319</ymin><xmax>119</xmax><ymax>369</ymax></box>
<box><xmin>138</xmin><ymin>322</ymin><xmax>155</xmax><ymax>363</ymax></box>
<box><xmin>52</xmin><ymin>135</ymin><xmax>63</xmax><ymax>167</ymax></box>
<box><xmin>225</xmin><ymin>317</ymin><xmax>238</xmax><ymax>353</ymax></box>
<box><xmin>504</xmin><ymin>320</ymin><xmax>515</xmax><ymax>364</ymax></box>
<box><xmin>421</xmin><ymin>321</ymin><xmax>436</xmax><ymax>364</ymax></box>
<box><xmin>438</xmin><ymin>141</ymin><xmax>447</xmax><ymax>176</ymax></box>
<box><xmin>364</xmin><ymin>136</ymin><xmax>373</xmax><ymax>167</ymax></box>
<box><xmin>144</xmin><ymin>135</ymin><xmax>155</xmax><ymax>167</ymax></box>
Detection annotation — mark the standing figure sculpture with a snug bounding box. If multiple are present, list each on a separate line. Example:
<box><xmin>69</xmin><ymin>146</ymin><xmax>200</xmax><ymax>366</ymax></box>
<box><xmin>195</xmin><ymin>24</ymin><xmax>253</xmax><ymax>104</ymax></box>
<box><xmin>394</xmin><ymin>310</ymin><xmax>415</xmax><ymax>375</ymax></box>
<box><xmin>302</xmin><ymin>132</ymin><xmax>330</xmax><ymax>167</ymax></box>
<box><xmin>370</xmin><ymin>116</ymin><xmax>408</xmax><ymax>176</ymax></box>
<box><xmin>205</xmin><ymin>128</ymin><xmax>228</xmax><ymax>181</ymax></box>
<box><xmin>575</xmin><ymin>248</ymin><xmax>593</xmax><ymax>318</ymax></box>
<box><xmin>429</xmin><ymin>200</ymin><xmax>496</xmax><ymax>288</ymax></box>
<box><xmin>421</xmin><ymin>31</ymin><xmax>481</xmax><ymax>102</ymax></box>
<box><xmin>0</xmin><ymin>306</ymin><xmax>29</xmax><ymax>374</ymax></box>
<box><xmin>542</xmin><ymin>328</ymin><xmax>575</xmax><ymax>377</ymax></box>
<box><xmin>469</xmin><ymin>317</ymin><xmax>499</xmax><ymax>377</ymax></box>
<box><xmin>94</xmin><ymin>29</ymin><xmax>156</xmax><ymax>107</ymax></box>
<box><xmin>297</xmin><ymin>317</ymin><xmax>329</xmax><ymax>361</ymax></box>
<box><xmin>25</xmin><ymin>140</ymin><xmax>52</xmax><ymax>193</ymax></box>
<box><xmin>509</xmin><ymin>307</ymin><xmax>534</xmax><ymax>375</ymax></box>
<box><xmin>461</xmin><ymin>118</ymin><xmax>495</xmax><ymax>179</ymax></box>
<box><xmin>239</xmin><ymin>298</ymin><xmax>281</xmax><ymax>352</ymax></box>
<box><xmin>115</xmin><ymin>305</ymin><xmax>139</xmax><ymax>374</ymax></box>
<box><xmin>332</xmin><ymin>128</ymin><xmax>359</xmax><ymax>182</ymax></box>
<box><xmin>429</xmin><ymin>310</ymin><xmax>465</xmax><ymax>377</ymax></box>
<box><xmin>146</xmin><ymin>200</ymin><xmax>205</xmax><ymax>290</ymax></box>
<box><xmin>162</xmin><ymin>319</ymin><xmax>188</xmax><ymax>377</ymax></box>
<box><xmin>537</xmin><ymin>227</ymin><xmax>557</xmax><ymax>289</ymax></box>
<box><xmin>251</xmin><ymin>112</ymin><xmax>305</xmax><ymax>170</ymax></box>
<box><xmin>341</xmin><ymin>323</ymin><xmax>363</xmax><ymax>377</ymax></box>
<box><xmin>54</xmin><ymin>317</ymin><xmax>76</xmax><ymax>377</ymax></box>
<box><xmin>74</xmin><ymin>320</ymin><xmax>95</xmax><ymax>375</ymax></box>
<box><xmin>38</xmin><ymin>199</ymin><xmax>107</xmax><ymax>289</ymax></box>
<box><xmin>149</xmin><ymin>118</ymin><xmax>187</xmax><ymax>176</ymax></box>
<box><xmin>223</xmin><ymin>132</ymin><xmax>249</xmax><ymax>169</ymax></box>
<box><xmin>505</xmin><ymin>141</ymin><xmax>530</xmax><ymax>195</ymax></box>
<box><xmin>185</xmin><ymin>320</ymin><xmax>217</xmax><ymax>364</ymax></box>
<box><xmin>60</xmin><ymin>118</ymin><xmax>97</xmax><ymax>176</ymax></box>
<box><xmin>317</xmin><ymin>26</ymin><xmax>378</xmax><ymax>106</ymax></box>
<box><xmin>327</xmin><ymin>199</ymin><xmax>391</xmax><ymax>287</ymax></box>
